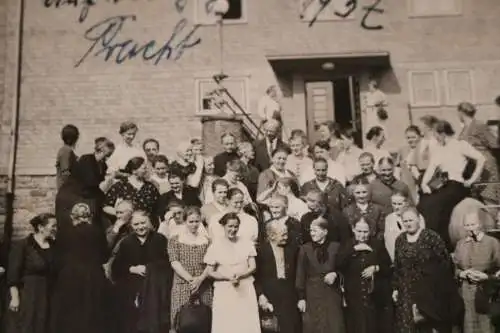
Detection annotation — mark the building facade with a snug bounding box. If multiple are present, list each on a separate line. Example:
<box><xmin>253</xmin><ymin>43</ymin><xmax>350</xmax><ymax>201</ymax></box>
<box><xmin>0</xmin><ymin>0</ymin><xmax>499</xmax><ymax>237</ymax></box>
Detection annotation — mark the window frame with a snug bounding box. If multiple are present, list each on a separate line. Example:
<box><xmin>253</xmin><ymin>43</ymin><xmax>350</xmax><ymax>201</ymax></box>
<box><xmin>408</xmin><ymin>70</ymin><xmax>441</xmax><ymax>108</ymax></box>
<box><xmin>194</xmin><ymin>75</ymin><xmax>250</xmax><ymax>116</ymax></box>
<box><xmin>193</xmin><ymin>0</ymin><xmax>248</xmax><ymax>25</ymax></box>
<box><xmin>407</xmin><ymin>0</ymin><xmax>462</xmax><ymax>18</ymax></box>
<box><xmin>442</xmin><ymin>69</ymin><xmax>475</xmax><ymax>106</ymax></box>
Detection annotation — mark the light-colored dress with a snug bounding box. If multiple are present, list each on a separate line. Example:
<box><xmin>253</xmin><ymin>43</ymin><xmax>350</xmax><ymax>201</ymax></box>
<box><xmin>204</xmin><ymin>237</ymin><xmax>260</xmax><ymax>333</ymax></box>
<box><xmin>454</xmin><ymin>233</ymin><xmax>500</xmax><ymax>333</ymax></box>
<box><xmin>336</xmin><ymin>146</ymin><xmax>363</xmax><ymax>182</ymax></box>
<box><xmin>106</xmin><ymin>143</ymin><xmax>145</xmax><ymax>173</ymax></box>
<box><xmin>208</xmin><ymin>212</ymin><xmax>259</xmax><ymax>243</ymax></box>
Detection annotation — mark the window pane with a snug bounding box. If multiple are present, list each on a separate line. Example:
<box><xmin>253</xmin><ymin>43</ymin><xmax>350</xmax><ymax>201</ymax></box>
<box><xmin>197</xmin><ymin>78</ymin><xmax>247</xmax><ymax>115</ymax></box>
<box><xmin>410</xmin><ymin>72</ymin><xmax>438</xmax><ymax>105</ymax></box>
<box><xmin>446</xmin><ymin>71</ymin><xmax>472</xmax><ymax>104</ymax></box>
<box><xmin>224</xmin><ymin>0</ymin><xmax>242</xmax><ymax>19</ymax></box>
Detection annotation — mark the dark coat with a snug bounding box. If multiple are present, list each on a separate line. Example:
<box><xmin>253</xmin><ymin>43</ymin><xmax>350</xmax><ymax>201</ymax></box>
<box><xmin>254</xmin><ymin>138</ymin><xmax>288</xmax><ymax>172</ymax></box>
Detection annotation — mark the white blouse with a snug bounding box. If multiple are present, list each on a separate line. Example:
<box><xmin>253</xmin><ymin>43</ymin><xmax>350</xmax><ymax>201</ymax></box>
<box><xmin>208</xmin><ymin>212</ymin><xmax>259</xmax><ymax>244</ymax></box>
<box><xmin>106</xmin><ymin>143</ymin><xmax>145</xmax><ymax>173</ymax></box>
<box><xmin>429</xmin><ymin>139</ymin><xmax>477</xmax><ymax>183</ymax></box>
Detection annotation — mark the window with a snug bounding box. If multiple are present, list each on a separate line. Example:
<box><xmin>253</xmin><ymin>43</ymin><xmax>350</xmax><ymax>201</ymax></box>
<box><xmin>299</xmin><ymin>0</ymin><xmax>356</xmax><ymax>23</ymax></box>
<box><xmin>195</xmin><ymin>76</ymin><xmax>249</xmax><ymax>115</ymax></box>
<box><xmin>194</xmin><ymin>0</ymin><xmax>247</xmax><ymax>25</ymax></box>
<box><xmin>408</xmin><ymin>71</ymin><xmax>440</xmax><ymax>107</ymax></box>
<box><xmin>408</xmin><ymin>0</ymin><xmax>461</xmax><ymax>17</ymax></box>
<box><xmin>443</xmin><ymin>69</ymin><xmax>474</xmax><ymax>105</ymax></box>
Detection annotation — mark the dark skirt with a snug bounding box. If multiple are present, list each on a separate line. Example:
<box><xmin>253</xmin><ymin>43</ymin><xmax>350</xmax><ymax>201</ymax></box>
<box><xmin>418</xmin><ymin>181</ymin><xmax>469</xmax><ymax>250</ymax></box>
<box><xmin>263</xmin><ymin>279</ymin><xmax>301</xmax><ymax>333</ymax></box>
<box><xmin>303</xmin><ymin>277</ymin><xmax>345</xmax><ymax>333</ymax></box>
<box><xmin>4</xmin><ymin>276</ymin><xmax>50</xmax><ymax>333</ymax></box>
<box><xmin>50</xmin><ymin>264</ymin><xmax>109</xmax><ymax>333</ymax></box>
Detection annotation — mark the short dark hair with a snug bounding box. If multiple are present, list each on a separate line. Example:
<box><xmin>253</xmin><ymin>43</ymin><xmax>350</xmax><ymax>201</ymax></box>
<box><xmin>435</xmin><ymin>120</ymin><xmax>455</xmax><ymax>136</ymax></box>
<box><xmin>143</xmin><ymin>138</ymin><xmax>160</xmax><ymax>150</ymax></box>
<box><xmin>94</xmin><ymin>137</ymin><xmax>114</xmax><ymax>153</ymax></box>
<box><xmin>219</xmin><ymin>212</ymin><xmax>240</xmax><ymax>226</ymax></box>
<box><xmin>359</xmin><ymin>152</ymin><xmax>375</xmax><ymax>163</ymax></box>
<box><xmin>30</xmin><ymin>213</ymin><xmax>56</xmax><ymax>233</ymax></box>
<box><xmin>212</xmin><ymin>178</ymin><xmax>230</xmax><ymax>193</ymax></box>
<box><xmin>119</xmin><ymin>121</ymin><xmax>138</xmax><ymax>134</ymax></box>
<box><xmin>152</xmin><ymin>154</ymin><xmax>169</xmax><ymax>167</ymax></box>
<box><xmin>420</xmin><ymin>115</ymin><xmax>439</xmax><ymax>128</ymax></box>
<box><xmin>366</xmin><ymin>126</ymin><xmax>384</xmax><ymax>141</ymax></box>
<box><xmin>228</xmin><ymin>187</ymin><xmax>244</xmax><ymax>199</ymax></box>
<box><xmin>168</xmin><ymin>169</ymin><xmax>186</xmax><ymax>181</ymax></box>
<box><xmin>457</xmin><ymin>102</ymin><xmax>477</xmax><ymax>118</ymax></box>
<box><xmin>405</xmin><ymin>125</ymin><xmax>422</xmax><ymax>137</ymax></box>
<box><xmin>124</xmin><ymin>157</ymin><xmax>146</xmax><ymax>174</ymax></box>
<box><xmin>314</xmin><ymin>140</ymin><xmax>330</xmax><ymax>151</ymax></box>
<box><xmin>61</xmin><ymin>124</ymin><xmax>79</xmax><ymax>146</ymax></box>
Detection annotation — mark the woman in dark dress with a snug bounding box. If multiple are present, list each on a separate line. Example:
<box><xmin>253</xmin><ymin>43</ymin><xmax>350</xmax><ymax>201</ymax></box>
<box><xmin>55</xmin><ymin>137</ymin><xmax>115</xmax><ymax>237</ymax></box>
<box><xmin>55</xmin><ymin>124</ymin><xmax>79</xmax><ymax>190</ymax></box>
<box><xmin>5</xmin><ymin>213</ymin><xmax>57</xmax><ymax>333</ymax></box>
<box><xmin>393</xmin><ymin>206</ymin><xmax>463</xmax><ymax>333</ymax></box>
<box><xmin>50</xmin><ymin>203</ymin><xmax>110</xmax><ymax>333</ymax></box>
<box><xmin>112</xmin><ymin>210</ymin><xmax>172</xmax><ymax>333</ymax></box>
<box><xmin>337</xmin><ymin>219</ymin><xmax>392</xmax><ymax>333</ymax></box>
<box><xmin>104</xmin><ymin>157</ymin><xmax>161</xmax><ymax>228</ymax></box>
<box><xmin>296</xmin><ymin>217</ymin><xmax>346</xmax><ymax>333</ymax></box>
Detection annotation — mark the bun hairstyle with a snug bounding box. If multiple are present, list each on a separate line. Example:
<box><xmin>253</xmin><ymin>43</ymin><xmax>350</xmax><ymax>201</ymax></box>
<box><xmin>366</xmin><ymin>126</ymin><xmax>384</xmax><ymax>141</ymax></box>
<box><xmin>219</xmin><ymin>212</ymin><xmax>240</xmax><ymax>226</ymax></box>
<box><xmin>457</xmin><ymin>102</ymin><xmax>477</xmax><ymax>118</ymax></box>
<box><xmin>30</xmin><ymin>213</ymin><xmax>56</xmax><ymax>232</ymax></box>
<box><xmin>434</xmin><ymin>120</ymin><xmax>455</xmax><ymax>137</ymax></box>
<box><xmin>124</xmin><ymin>156</ymin><xmax>146</xmax><ymax>174</ymax></box>
<box><xmin>94</xmin><ymin>137</ymin><xmax>115</xmax><ymax>153</ymax></box>
<box><xmin>61</xmin><ymin>124</ymin><xmax>79</xmax><ymax>146</ymax></box>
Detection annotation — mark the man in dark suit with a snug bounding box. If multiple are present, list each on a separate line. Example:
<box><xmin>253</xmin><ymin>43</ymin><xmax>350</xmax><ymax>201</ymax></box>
<box><xmin>255</xmin><ymin>221</ymin><xmax>301</xmax><ymax>333</ymax></box>
<box><xmin>254</xmin><ymin>119</ymin><xmax>288</xmax><ymax>172</ymax></box>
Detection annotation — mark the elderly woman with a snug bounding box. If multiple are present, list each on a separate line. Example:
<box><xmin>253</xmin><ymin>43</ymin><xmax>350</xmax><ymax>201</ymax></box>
<box><xmin>104</xmin><ymin>156</ymin><xmax>161</xmax><ymax>226</ymax></box>
<box><xmin>419</xmin><ymin>120</ymin><xmax>486</xmax><ymax>250</ymax></box>
<box><xmin>55</xmin><ymin>137</ymin><xmax>115</xmax><ymax>235</ymax></box>
<box><xmin>296</xmin><ymin>217</ymin><xmax>346</xmax><ymax>333</ymax></box>
<box><xmin>106</xmin><ymin>121</ymin><xmax>146</xmax><ymax>174</ymax></box>
<box><xmin>168</xmin><ymin>207</ymin><xmax>212</xmax><ymax>328</ymax></box>
<box><xmin>454</xmin><ymin>211</ymin><xmax>500</xmax><ymax>333</ymax></box>
<box><xmin>5</xmin><ymin>214</ymin><xmax>57</xmax><ymax>333</ymax></box>
<box><xmin>336</xmin><ymin>219</ymin><xmax>392</xmax><ymax>333</ymax></box>
<box><xmin>393</xmin><ymin>206</ymin><xmax>462</xmax><ymax>333</ymax></box>
<box><xmin>51</xmin><ymin>203</ymin><xmax>109</xmax><ymax>333</ymax></box>
<box><xmin>457</xmin><ymin>102</ymin><xmax>500</xmax><ymax>207</ymax></box>
<box><xmin>256</xmin><ymin>220</ymin><xmax>301</xmax><ymax>333</ymax></box>
<box><xmin>259</xmin><ymin>177</ymin><xmax>309</xmax><ymax>222</ymax></box>
<box><xmin>204</xmin><ymin>212</ymin><xmax>260</xmax><ymax>333</ymax></box>
<box><xmin>157</xmin><ymin>170</ymin><xmax>201</xmax><ymax>219</ymax></box>
<box><xmin>112</xmin><ymin>210</ymin><xmax>172</xmax><ymax>333</ymax></box>
<box><xmin>257</xmin><ymin>146</ymin><xmax>299</xmax><ymax>196</ymax></box>
<box><xmin>170</xmin><ymin>141</ymin><xmax>197</xmax><ymax>181</ymax></box>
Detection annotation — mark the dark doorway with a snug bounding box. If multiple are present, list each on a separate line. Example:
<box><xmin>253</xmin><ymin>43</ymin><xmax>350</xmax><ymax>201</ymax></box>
<box><xmin>333</xmin><ymin>78</ymin><xmax>353</xmax><ymax>129</ymax></box>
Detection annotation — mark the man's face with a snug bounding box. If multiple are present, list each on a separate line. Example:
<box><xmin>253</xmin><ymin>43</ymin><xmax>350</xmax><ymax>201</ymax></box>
<box><xmin>313</xmin><ymin>161</ymin><xmax>328</xmax><ymax>181</ymax></box>
<box><xmin>116</xmin><ymin>203</ymin><xmax>133</xmax><ymax>221</ymax></box>
<box><xmin>265</xmin><ymin>124</ymin><xmax>279</xmax><ymax>141</ymax></box>
<box><xmin>144</xmin><ymin>142</ymin><xmax>159</xmax><ymax>161</ymax></box>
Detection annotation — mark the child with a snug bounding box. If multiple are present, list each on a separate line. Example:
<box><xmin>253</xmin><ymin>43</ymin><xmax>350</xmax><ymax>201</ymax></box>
<box><xmin>149</xmin><ymin>155</ymin><xmax>171</xmax><ymax>194</ymax></box>
<box><xmin>383</xmin><ymin>191</ymin><xmax>425</xmax><ymax>261</ymax></box>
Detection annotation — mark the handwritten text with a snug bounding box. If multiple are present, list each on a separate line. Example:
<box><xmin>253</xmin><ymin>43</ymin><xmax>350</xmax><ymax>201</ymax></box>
<box><xmin>75</xmin><ymin>15</ymin><xmax>202</xmax><ymax>67</ymax></box>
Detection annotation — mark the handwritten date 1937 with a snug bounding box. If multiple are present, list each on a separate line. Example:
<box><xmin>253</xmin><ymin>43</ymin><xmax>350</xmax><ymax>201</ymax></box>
<box><xmin>75</xmin><ymin>16</ymin><xmax>202</xmax><ymax>67</ymax></box>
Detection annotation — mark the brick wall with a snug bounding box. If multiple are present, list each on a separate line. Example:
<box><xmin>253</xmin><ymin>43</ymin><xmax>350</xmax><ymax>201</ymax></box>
<box><xmin>0</xmin><ymin>0</ymin><xmax>499</xmax><ymax>237</ymax></box>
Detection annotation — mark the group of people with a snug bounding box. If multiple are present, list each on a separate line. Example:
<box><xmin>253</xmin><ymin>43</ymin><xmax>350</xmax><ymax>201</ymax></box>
<box><xmin>0</xmin><ymin>99</ymin><xmax>499</xmax><ymax>333</ymax></box>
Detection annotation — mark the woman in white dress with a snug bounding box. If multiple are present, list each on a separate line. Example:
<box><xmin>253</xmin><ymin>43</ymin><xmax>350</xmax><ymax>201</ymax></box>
<box><xmin>336</xmin><ymin>127</ymin><xmax>363</xmax><ymax>183</ymax></box>
<box><xmin>106</xmin><ymin>121</ymin><xmax>145</xmax><ymax>174</ymax></box>
<box><xmin>204</xmin><ymin>212</ymin><xmax>261</xmax><ymax>333</ymax></box>
<box><xmin>363</xmin><ymin>80</ymin><xmax>388</xmax><ymax>136</ymax></box>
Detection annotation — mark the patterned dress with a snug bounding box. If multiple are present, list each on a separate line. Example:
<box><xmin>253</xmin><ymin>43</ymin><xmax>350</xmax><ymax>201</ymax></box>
<box><xmin>393</xmin><ymin>229</ymin><xmax>457</xmax><ymax>332</ymax></box>
<box><xmin>454</xmin><ymin>234</ymin><xmax>500</xmax><ymax>333</ymax></box>
<box><xmin>459</xmin><ymin>119</ymin><xmax>500</xmax><ymax>204</ymax></box>
<box><xmin>167</xmin><ymin>236</ymin><xmax>212</xmax><ymax>324</ymax></box>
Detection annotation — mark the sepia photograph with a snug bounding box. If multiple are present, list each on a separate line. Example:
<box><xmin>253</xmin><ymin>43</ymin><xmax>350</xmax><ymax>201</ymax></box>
<box><xmin>0</xmin><ymin>0</ymin><xmax>499</xmax><ymax>333</ymax></box>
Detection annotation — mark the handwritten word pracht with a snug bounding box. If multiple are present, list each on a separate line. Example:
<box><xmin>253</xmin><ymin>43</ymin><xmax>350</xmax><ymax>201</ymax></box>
<box><xmin>75</xmin><ymin>16</ymin><xmax>202</xmax><ymax>67</ymax></box>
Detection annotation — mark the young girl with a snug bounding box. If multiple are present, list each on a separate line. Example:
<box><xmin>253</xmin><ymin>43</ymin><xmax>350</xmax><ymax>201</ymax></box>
<box><xmin>149</xmin><ymin>155</ymin><xmax>170</xmax><ymax>194</ymax></box>
<box><xmin>383</xmin><ymin>191</ymin><xmax>425</xmax><ymax>261</ymax></box>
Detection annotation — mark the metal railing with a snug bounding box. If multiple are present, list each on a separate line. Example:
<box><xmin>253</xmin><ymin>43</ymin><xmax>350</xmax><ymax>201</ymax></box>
<box><xmin>210</xmin><ymin>74</ymin><xmax>264</xmax><ymax>142</ymax></box>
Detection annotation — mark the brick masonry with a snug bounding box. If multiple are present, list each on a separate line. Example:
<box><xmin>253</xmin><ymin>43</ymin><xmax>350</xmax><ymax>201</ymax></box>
<box><xmin>0</xmin><ymin>0</ymin><xmax>499</xmax><ymax>238</ymax></box>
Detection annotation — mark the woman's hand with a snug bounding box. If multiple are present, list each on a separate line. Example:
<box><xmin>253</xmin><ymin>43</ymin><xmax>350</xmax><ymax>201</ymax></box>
<box><xmin>258</xmin><ymin>295</ymin><xmax>274</xmax><ymax>312</ymax></box>
<box><xmin>9</xmin><ymin>295</ymin><xmax>20</xmax><ymax>312</ymax></box>
<box><xmin>230</xmin><ymin>274</ymin><xmax>240</xmax><ymax>287</ymax></box>
<box><xmin>392</xmin><ymin>290</ymin><xmax>398</xmax><ymax>303</ymax></box>
<box><xmin>297</xmin><ymin>300</ymin><xmax>306</xmax><ymax>313</ymax></box>
<box><xmin>468</xmin><ymin>270</ymin><xmax>489</xmax><ymax>282</ymax></box>
<box><xmin>361</xmin><ymin>265</ymin><xmax>378</xmax><ymax>279</ymax></box>
<box><xmin>324</xmin><ymin>272</ymin><xmax>337</xmax><ymax>285</ymax></box>
<box><xmin>190</xmin><ymin>276</ymin><xmax>203</xmax><ymax>293</ymax></box>
<box><xmin>0</xmin><ymin>266</ymin><xmax>5</xmax><ymax>275</ymax></box>
<box><xmin>129</xmin><ymin>265</ymin><xmax>147</xmax><ymax>277</ymax></box>
<box><xmin>463</xmin><ymin>179</ymin><xmax>474</xmax><ymax>188</ymax></box>
<box><xmin>421</xmin><ymin>184</ymin><xmax>432</xmax><ymax>194</ymax></box>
